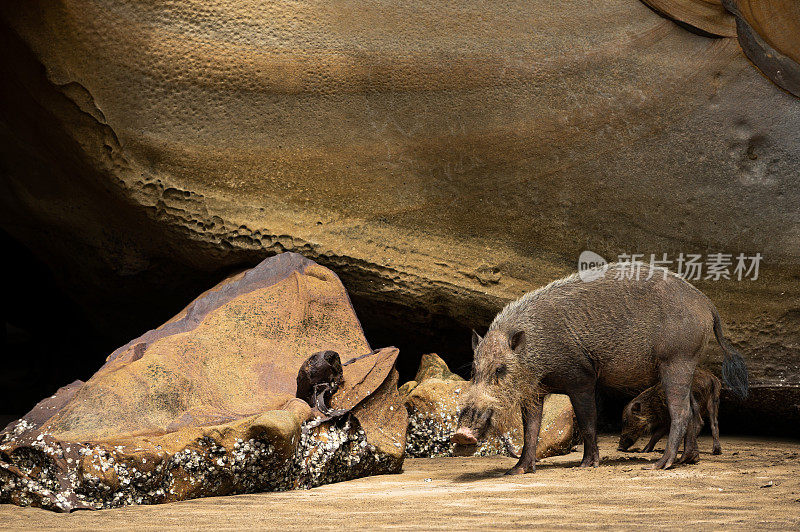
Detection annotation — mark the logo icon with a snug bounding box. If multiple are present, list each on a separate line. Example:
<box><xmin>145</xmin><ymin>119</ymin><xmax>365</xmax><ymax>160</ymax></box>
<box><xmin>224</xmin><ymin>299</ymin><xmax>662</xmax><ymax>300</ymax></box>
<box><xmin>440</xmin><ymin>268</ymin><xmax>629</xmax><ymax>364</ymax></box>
<box><xmin>578</xmin><ymin>251</ymin><xmax>608</xmax><ymax>282</ymax></box>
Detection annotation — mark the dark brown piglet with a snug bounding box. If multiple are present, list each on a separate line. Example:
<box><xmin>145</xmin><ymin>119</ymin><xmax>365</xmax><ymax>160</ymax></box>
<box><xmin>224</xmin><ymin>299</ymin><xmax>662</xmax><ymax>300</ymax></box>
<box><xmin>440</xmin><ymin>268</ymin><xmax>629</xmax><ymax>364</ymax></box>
<box><xmin>619</xmin><ymin>367</ymin><xmax>722</xmax><ymax>457</ymax></box>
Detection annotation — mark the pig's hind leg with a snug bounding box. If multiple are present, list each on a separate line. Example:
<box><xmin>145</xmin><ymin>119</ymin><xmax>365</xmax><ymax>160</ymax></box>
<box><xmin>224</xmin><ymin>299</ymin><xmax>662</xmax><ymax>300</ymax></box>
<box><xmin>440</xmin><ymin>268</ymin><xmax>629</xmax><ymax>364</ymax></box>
<box><xmin>505</xmin><ymin>395</ymin><xmax>544</xmax><ymax>475</ymax></box>
<box><xmin>648</xmin><ymin>358</ymin><xmax>696</xmax><ymax>470</ymax></box>
<box><xmin>676</xmin><ymin>396</ymin><xmax>702</xmax><ymax>464</ymax></box>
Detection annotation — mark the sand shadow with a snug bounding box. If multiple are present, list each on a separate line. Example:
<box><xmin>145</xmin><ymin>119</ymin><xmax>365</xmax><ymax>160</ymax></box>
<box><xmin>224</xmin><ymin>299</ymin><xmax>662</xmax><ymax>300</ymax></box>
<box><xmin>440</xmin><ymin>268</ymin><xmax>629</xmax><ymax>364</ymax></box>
<box><xmin>528</xmin><ymin>456</ymin><xmax>654</xmax><ymax>470</ymax></box>
<box><xmin>452</xmin><ymin>467</ymin><xmax>512</xmax><ymax>482</ymax></box>
<box><xmin>451</xmin><ymin>455</ymin><xmax>656</xmax><ymax>481</ymax></box>
<box><xmin>598</xmin><ymin>456</ymin><xmax>654</xmax><ymax>466</ymax></box>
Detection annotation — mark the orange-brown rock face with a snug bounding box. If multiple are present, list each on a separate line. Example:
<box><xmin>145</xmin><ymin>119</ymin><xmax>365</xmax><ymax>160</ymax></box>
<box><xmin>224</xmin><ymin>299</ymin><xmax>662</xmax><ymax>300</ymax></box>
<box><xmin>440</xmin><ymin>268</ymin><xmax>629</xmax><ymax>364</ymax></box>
<box><xmin>0</xmin><ymin>1</ymin><xmax>797</xmax><ymax>430</ymax></box>
<box><xmin>0</xmin><ymin>254</ymin><xmax>406</xmax><ymax>511</ymax></box>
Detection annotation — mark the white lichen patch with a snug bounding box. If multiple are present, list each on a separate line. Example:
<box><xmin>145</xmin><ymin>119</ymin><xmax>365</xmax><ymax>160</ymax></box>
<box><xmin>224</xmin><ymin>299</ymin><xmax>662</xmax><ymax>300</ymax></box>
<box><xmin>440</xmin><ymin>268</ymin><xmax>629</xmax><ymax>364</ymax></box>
<box><xmin>405</xmin><ymin>411</ymin><xmax>519</xmax><ymax>458</ymax></box>
<box><xmin>0</xmin><ymin>415</ymin><xmax>401</xmax><ymax>512</ymax></box>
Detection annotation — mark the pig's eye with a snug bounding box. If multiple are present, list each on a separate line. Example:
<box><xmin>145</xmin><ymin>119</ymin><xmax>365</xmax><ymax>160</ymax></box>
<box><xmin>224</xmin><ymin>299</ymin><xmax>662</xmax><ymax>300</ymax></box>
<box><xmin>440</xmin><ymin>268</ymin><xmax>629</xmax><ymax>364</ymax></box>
<box><xmin>495</xmin><ymin>364</ymin><xmax>508</xmax><ymax>379</ymax></box>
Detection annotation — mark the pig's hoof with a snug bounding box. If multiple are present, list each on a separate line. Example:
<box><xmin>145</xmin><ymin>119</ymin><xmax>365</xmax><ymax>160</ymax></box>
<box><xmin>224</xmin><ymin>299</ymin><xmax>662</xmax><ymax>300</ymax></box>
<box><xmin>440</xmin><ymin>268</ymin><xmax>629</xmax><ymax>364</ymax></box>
<box><xmin>712</xmin><ymin>447</ymin><xmax>722</xmax><ymax>455</ymax></box>
<box><xmin>505</xmin><ymin>465</ymin><xmax>534</xmax><ymax>475</ymax></box>
<box><xmin>680</xmin><ymin>451</ymin><xmax>699</xmax><ymax>464</ymax></box>
<box><xmin>646</xmin><ymin>459</ymin><xmax>672</xmax><ymax>470</ymax></box>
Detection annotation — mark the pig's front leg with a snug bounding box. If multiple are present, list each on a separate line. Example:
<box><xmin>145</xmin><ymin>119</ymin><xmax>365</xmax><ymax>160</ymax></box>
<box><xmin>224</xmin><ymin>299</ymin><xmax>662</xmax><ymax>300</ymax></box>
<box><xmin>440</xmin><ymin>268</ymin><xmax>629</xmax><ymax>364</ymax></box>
<box><xmin>642</xmin><ymin>425</ymin><xmax>668</xmax><ymax>452</ymax></box>
<box><xmin>505</xmin><ymin>394</ymin><xmax>544</xmax><ymax>475</ymax></box>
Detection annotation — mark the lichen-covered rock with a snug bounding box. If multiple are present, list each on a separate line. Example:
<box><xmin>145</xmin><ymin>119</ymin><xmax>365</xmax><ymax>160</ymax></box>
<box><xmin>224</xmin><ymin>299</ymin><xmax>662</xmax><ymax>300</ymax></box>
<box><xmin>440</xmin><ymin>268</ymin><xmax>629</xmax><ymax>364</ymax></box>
<box><xmin>398</xmin><ymin>381</ymin><xmax>418</xmax><ymax>397</ymax></box>
<box><xmin>399</xmin><ymin>352</ymin><xmax>463</xmax><ymax>398</ymax></box>
<box><xmin>0</xmin><ymin>253</ymin><xmax>406</xmax><ymax>512</ymax></box>
<box><xmin>402</xmin><ymin>354</ymin><xmax>574</xmax><ymax>458</ymax></box>
<box><xmin>413</xmin><ymin>353</ymin><xmax>463</xmax><ymax>384</ymax></box>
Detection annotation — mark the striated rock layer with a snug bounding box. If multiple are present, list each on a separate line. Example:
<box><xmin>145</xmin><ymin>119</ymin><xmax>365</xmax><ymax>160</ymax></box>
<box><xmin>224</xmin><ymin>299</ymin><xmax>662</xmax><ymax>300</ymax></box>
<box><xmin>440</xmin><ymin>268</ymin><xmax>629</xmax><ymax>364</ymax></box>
<box><xmin>0</xmin><ymin>1</ymin><xmax>798</xmax><ymax>427</ymax></box>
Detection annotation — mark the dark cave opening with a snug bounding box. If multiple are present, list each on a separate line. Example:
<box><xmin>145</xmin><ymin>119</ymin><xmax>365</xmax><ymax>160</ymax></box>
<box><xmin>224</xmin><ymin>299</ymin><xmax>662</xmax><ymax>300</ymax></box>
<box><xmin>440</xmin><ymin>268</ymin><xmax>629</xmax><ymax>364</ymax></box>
<box><xmin>0</xmin><ymin>229</ymin><xmax>113</xmax><ymax>428</ymax></box>
<box><xmin>0</xmin><ymin>231</ymin><xmax>795</xmax><ymax>437</ymax></box>
<box><xmin>348</xmin><ymin>293</ymin><xmax>475</xmax><ymax>382</ymax></box>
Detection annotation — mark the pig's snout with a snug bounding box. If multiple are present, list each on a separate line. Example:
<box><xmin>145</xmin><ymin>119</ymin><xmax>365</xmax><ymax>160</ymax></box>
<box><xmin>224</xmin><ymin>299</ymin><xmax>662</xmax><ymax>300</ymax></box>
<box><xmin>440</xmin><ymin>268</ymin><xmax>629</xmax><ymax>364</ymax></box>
<box><xmin>455</xmin><ymin>405</ymin><xmax>495</xmax><ymax>443</ymax></box>
<box><xmin>451</xmin><ymin>427</ymin><xmax>478</xmax><ymax>446</ymax></box>
<box><xmin>618</xmin><ymin>436</ymin><xmax>635</xmax><ymax>451</ymax></box>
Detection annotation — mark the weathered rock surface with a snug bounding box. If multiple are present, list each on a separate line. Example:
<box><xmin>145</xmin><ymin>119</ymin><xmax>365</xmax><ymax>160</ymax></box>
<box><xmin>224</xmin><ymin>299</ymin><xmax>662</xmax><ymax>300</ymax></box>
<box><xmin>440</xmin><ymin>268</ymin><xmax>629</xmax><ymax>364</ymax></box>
<box><xmin>723</xmin><ymin>0</ymin><xmax>800</xmax><ymax>97</ymax></box>
<box><xmin>640</xmin><ymin>0</ymin><xmax>736</xmax><ymax>36</ymax></box>
<box><xmin>0</xmin><ymin>253</ymin><xmax>406</xmax><ymax>511</ymax></box>
<box><xmin>0</xmin><ymin>1</ymin><xmax>797</xmax><ymax>426</ymax></box>
<box><xmin>402</xmin><ymin>354</ymin><xmax>574</xmax><ymax>458</ymax></box>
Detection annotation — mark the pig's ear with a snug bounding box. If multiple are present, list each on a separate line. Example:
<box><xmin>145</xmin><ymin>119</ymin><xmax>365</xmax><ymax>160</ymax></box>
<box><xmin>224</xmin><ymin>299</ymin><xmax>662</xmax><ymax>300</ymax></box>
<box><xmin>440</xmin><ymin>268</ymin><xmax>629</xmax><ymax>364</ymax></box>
<box><xmin>471</xmin><ymin>330</ymin><xmax>483</xmax><ymax>351</ymax></box>
<box><xmin>509</xmin><ymin>330</ymin><xmax>525</xmax><ymax>351</ymax></box>
<box><xmin>631</xmin><ymin>401</ymin><xmax>642</xmax><ymax>414</ymax></box>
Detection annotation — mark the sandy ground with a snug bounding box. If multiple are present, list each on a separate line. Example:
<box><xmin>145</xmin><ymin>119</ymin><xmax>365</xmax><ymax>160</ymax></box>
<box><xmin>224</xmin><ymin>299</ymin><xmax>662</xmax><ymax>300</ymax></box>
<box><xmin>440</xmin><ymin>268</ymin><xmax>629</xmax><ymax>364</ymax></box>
<box><xmin>1</xmin><ymin>435</ymin><xmax>799</xmax><ymax>530</ymax></box>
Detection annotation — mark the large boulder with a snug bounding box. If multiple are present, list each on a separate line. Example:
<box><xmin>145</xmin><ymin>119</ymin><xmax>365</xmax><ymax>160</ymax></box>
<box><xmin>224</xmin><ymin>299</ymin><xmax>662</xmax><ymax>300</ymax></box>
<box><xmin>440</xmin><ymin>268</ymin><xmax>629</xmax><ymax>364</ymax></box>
<box><xmin>402</xmin><ymin>354</ymin><xmax>574</xmax><ymax>459</ymax></box>
<box><xmin>0</xmin><ymin>1</ymin><xmax>797</xmax><ymax>427</ymax></box>
<box><xmin>0</xmin><ymin>253</ymin><xmax>406</xmax><ymax>511</ymax></box>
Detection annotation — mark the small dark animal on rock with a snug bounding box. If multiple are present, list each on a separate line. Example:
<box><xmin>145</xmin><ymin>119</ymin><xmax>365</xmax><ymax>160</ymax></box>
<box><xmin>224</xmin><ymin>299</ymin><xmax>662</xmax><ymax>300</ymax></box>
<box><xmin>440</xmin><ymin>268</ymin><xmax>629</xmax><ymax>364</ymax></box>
<box><xmin>296</xmin><ymin>350</ymin><xmax>345</xmax><ymax>415</ymax></box>
<box><xmin>451</xmin><ymin>263</ymin><xmax>748</xmax><ymax>474</ymax></box>
<box><xmin>296</xmin><ymin>349</ymin><xmax>379</xmax><ymax>417</ymax></box>
<box><xmin>618</xmin><ymin>367</ymin><xmax>722</xmax><ymax>458</ymax></box>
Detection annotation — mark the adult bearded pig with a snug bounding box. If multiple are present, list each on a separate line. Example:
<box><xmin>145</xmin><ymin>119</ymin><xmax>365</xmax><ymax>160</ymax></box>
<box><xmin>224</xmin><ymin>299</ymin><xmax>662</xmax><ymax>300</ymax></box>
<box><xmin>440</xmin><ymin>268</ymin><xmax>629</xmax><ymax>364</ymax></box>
<box><xmin>451</xmin><ymin>262</ymin><xmax>748</xmax><ymax>474</ymax></box>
